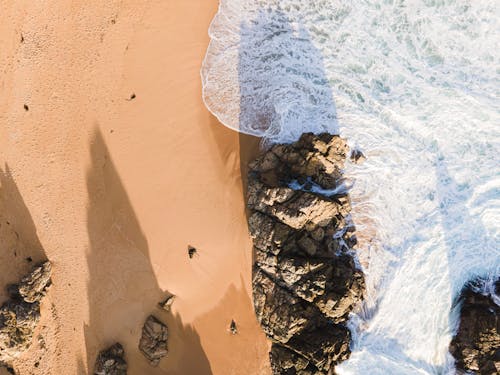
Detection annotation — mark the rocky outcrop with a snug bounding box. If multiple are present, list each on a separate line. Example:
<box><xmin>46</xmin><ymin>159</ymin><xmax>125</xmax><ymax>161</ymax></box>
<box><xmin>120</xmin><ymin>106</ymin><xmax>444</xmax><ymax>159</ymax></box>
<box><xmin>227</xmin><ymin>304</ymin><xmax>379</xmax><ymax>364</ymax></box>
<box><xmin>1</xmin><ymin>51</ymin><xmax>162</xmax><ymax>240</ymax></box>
<box><xmin>0</xmin><ymin>262</ymin><xmax>51</xmax><ymax>365</ymax></box>
<box><xmin>94</xmin><ymin>343</ymin><xmax>127</xmax><ymax>375</ymax></box>
<box><xmin>247</xmin><ymin>133</ymin><xmax>364</xmax><ymax>374</ymax></box>
<box><xmin>139</xmin><ymin>315</ymin><xmax>168</xmax><ymax>367</ymax></box>
<box><xmin>450</xmin><ymin>278</ymin><xmax>499</xmax><ymax>375</ymax></box>
<box><xmin>14</xmin><ymin>262</ymin><xmax>52</xmax><ymax>304</ymax></box>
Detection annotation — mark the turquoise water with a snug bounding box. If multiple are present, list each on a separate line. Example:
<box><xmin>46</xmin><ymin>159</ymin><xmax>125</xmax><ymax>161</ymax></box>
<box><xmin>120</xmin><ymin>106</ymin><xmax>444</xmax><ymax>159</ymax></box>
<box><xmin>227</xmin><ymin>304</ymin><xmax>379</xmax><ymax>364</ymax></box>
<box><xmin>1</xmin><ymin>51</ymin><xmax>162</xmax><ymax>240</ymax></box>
<box><xmin>202</xmin><ymin>1</ymin><xmax>500</xmax><ymax>373</ymax></box>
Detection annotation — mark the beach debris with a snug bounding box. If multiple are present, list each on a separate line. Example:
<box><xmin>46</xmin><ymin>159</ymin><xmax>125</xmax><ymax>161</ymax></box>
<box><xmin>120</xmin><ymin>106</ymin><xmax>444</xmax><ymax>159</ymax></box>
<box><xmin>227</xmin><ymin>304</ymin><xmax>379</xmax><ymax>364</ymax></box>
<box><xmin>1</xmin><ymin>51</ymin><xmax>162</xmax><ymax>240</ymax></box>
<box><xmin>188</xmin><ymin>245</ymin><xmax>197</xmax><ymax>259</ymax></box>
<box><xmin>0</xmin><ymin>261</ymin><xmax>52</xmax><ymax>364</ymax></box>
<box><xmin>248</xmin><ymin>133</ymin><xmax>365</xmax><ymax>374</ymax></box>
<box><xmin>139</xmin><ymin>315</ymin><xmax>168</xmax><ymax>367</ymax></box>
<box><xmin>158</xmin><ymin>294</ymin><xmax>175</xmax><ymax>312</ymax></box>
<box><xmin>349</xmin><ymin>148</ymin><xmax>366</xmax><ymax>164</ymax></box>
<box><xmin>94</xmin><ymin>343</ymin><xmax>127</xmax><ymax>375</ymax></box>
<box><xmin>229</xmin><ymin>319</ymin><xmax>238</xmax><ymax>335</ymax></box>
<box><xmin>126</xmin><ymin>93</ymin><xmax>136</xmax><ymax>101</ymax></box>
<box><xmin>23</xmin><ymin>104</ymin><xmax>29</xmax><ymax>111</ymax></box>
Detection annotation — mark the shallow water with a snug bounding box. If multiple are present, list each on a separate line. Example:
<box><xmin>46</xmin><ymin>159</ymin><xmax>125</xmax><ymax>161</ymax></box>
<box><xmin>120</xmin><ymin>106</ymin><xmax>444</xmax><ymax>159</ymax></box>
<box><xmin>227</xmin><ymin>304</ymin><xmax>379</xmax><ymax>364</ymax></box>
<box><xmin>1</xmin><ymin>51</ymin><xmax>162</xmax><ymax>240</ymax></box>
<box><xmin>201</xmin><ymin>1</ymin><xmax>500</xmax><ymax>373</ymax></box>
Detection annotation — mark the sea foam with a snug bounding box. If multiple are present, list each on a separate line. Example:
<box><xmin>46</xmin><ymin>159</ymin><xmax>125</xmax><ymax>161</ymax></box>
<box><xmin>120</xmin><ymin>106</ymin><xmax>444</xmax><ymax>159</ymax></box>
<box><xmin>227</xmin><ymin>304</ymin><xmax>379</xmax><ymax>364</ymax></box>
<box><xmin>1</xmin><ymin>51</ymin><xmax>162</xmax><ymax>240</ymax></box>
<box><xmin>201</xmin><ymin>1</ymin><xmax>500</xmax><ymax>374</ymax></box>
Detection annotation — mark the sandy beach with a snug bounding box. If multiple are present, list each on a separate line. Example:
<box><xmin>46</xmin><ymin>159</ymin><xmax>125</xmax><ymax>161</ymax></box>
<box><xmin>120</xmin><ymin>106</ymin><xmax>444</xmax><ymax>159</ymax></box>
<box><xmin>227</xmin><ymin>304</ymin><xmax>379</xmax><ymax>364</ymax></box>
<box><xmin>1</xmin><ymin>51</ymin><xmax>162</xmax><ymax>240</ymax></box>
<box><xmin>0</xmin><ymin>1</ymin><xmax>270</xmax><ymax>374</ymax></box>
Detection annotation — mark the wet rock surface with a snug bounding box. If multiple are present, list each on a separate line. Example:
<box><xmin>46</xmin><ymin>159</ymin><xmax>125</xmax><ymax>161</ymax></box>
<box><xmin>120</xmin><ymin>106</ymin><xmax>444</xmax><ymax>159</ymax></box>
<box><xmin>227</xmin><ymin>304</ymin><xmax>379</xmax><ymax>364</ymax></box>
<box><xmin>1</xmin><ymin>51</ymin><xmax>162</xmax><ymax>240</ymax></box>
<box><xmin>450</xmin><ymin>279</ymin><xmax>499</xmax><ymax>375</ymax></box>
<box><xmin>94</xmin><ymin>343</ymin><xmax>127</xmax><ymax>375</ymax></box>
<box><xmin>247</xmin><ymin>133</ymin><xmax>365</xmax><ymax>374</ymax></box>
<box><xmin>349</xmin><ymin>149</ymin><xmax>366</xmax><ymax>165</ymax></box>
<box><xmin>0</xmin><ymin>262</ymin><xmax>51</xmax><ymax>365</ymax></box>
<box><xmin>138</xmin><ymin>315</ymin><xmax>168</xmax><ymax>367</ymax></box>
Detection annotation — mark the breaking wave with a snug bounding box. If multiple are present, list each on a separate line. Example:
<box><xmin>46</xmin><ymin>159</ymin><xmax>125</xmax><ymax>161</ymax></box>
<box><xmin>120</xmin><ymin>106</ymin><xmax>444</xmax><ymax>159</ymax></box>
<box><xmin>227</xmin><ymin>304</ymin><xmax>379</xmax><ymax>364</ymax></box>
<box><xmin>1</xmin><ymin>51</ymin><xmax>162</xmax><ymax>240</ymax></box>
<box><xmin>201</xmin><ymin>1</ymin><xmax>500</xmax><ymax>374</ymax></box>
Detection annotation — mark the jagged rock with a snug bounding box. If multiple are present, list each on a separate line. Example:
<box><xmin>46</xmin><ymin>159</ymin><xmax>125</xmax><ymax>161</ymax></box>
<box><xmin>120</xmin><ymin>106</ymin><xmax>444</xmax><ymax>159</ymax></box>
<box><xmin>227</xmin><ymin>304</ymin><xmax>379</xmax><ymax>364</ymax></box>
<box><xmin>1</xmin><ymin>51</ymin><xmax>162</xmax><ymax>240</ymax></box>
<box><xmin>0</xmin><ymin>262</ymin><xmax>51</xmax><ymax>364</ymax></box>
<box><xmin>248</xmin><ymin>185</ymin><xmax>341</xmax><ymax>230</ymax></box>
<box><xmin>270</xmin><ymin>344</ymin><xmax>316</xmax><ymax>375</ymax></box>
<box><xmin>248</xmin><ymin>133</ymin><xmax>364</xmax><ymax>374</ymax></box>
<box><xmin>16</xmin><ymin>262</ymin><xmax>52</xmax><ymax>303</ymax></box>
<box><xmin>284</xmin><ymin>323</ymin><xmax>350</xmax><ymax>372</ymax></box>
<box><xmin>450</xmin><ymin>279</ymin><xmax>499</xmax><ymax>375</ymax></box>
<box><xmin>0</xmin><ymin>300</ymin><xmax>40</xmax><ymax>363</ymax></box>
<box><xmin>264</xmin><ymin>254</ymin><xmax>363</xmax><ymax>322</ymax></box>
<box><xmin>94</xmin><ymin>343</ymin><xmax>127</xmax><ymax>375</ymax></box>
<box><xmin>253</xmin><ymin>269</ymin><xmax>318</xmax><ymax>343</ymax></box>
<box><xmin>139</xmin><ymin>315</ymin><xmax>168</xmax><ymax>367</ymax></box>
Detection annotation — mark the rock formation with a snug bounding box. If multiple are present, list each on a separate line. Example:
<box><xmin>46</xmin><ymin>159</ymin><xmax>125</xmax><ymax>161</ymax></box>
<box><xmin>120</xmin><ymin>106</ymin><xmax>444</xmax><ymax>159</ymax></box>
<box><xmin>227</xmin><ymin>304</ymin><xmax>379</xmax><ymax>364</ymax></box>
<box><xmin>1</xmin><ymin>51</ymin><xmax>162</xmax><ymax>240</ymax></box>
<box><xmin>0</xmin><ymin>262</ymin><xmax>51</xmax><ymax>365</ymax></box>
<box><xmin>247</xmin><ymin>133</ymin><xmax>365</xmax><ymax>374</ymax></box>
<box><xmin>139</xmin><ymin>315</ymin><xmax>168</xmax><ymax>366</ymax></box>
<box><xmin>450</xmin><ymin>278</ymin><xmax>499</xmax><ymax>375</ymax></box>
<box><xmin>94</xmin><ymin>343</ymin><xmax>127</xmax><ymax>375</ymax></box>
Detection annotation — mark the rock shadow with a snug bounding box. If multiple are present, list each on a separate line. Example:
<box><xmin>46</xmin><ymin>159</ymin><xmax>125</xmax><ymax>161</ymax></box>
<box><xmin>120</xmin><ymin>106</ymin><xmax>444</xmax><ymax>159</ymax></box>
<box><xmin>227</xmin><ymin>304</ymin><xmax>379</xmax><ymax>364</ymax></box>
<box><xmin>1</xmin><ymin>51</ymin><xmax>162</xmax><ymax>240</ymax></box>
<box><xmin>161</xmin><ymin>312</ymin><xmax>213</xmax><ymax>375</ymax></box>
<box><xmin>0</xmin><ymin>165</ymin><xmax>47</xmax><ymax>303</ymax></box>
<box><xmin>84</xmin><ymin>128</ymin><xmax>210</xmax><ymax>374</ymax></box>
<box><xmin>237</xmin><ymin>8</ymin><xmax>338</xmax><ymax>144</ymax></box>
<box><xmin>436</xmin><ymin>158</ymin><xmax>498</xmax><ymax>296</ymax></box>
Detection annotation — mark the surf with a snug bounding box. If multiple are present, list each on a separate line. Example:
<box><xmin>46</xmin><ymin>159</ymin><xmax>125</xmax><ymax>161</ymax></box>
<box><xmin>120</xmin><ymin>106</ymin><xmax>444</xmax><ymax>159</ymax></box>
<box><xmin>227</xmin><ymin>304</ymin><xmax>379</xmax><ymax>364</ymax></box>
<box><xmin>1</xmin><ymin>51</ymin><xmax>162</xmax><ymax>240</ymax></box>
<box><xmin>201</xmin><ymin>1</ymin><xmax>500</xmax><ymax>373</ymax></box>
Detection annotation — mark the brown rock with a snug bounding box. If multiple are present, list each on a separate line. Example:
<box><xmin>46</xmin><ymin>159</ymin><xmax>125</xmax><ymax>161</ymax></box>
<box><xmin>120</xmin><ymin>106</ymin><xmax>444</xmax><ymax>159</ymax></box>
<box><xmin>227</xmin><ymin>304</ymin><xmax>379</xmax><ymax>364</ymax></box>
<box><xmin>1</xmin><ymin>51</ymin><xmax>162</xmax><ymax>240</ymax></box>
<box><xmin>247</xmin><ymin>133</ymin><xmax>365</xmax><ymax>374</ymax></box>
<box><xmin>17</xmin><ymin>262</ymin><xmax>52</xmax><ymax>303</ymax></box>
<box><xmin>450</xmin><ymin>279</ymin><xmax>499</xmax><ymax>375</ymax></box>
<box><xmin>139</xmin><ymin>315</ymin><xmax>168</xmax><ymax>366</ymax></box>
<box><xmin>158</xmin><ymin>295</ymin><xmax>175</xmax><ymax>312</ymax></box>
<box><xmin>269</xmin><ymin>344</ymin><xmax>315</xmax><ymax>375</ymax></box>
<box><xmin>94</xmin><ymin>343</ymin><xmax>127</xmax><ymax>375</ymax></box>
<box><xmin>350</xmin><ymin>149</ymin><xmax>366</xmax><ymax>164</ymax></box>
<box><xmin>0</xmin><ymin>300</ymin><xmax>40</xmax><ymax>363</ymax></box>
<box><xmin>252</xmin><ymin>269</ymin><xmax>312</xmax><ymax>343</ymax></box>
<box><xmin>0</xmin><ymin>261</ymin><xmax>51</xmax><ymax>364</ymax></box>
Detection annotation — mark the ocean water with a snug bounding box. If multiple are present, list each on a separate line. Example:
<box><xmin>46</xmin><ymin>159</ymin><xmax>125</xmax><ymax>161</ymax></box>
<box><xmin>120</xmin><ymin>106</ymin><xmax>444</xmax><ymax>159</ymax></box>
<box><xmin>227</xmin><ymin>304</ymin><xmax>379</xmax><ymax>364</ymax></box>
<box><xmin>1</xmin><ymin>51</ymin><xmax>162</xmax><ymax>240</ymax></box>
<box><xmin>201</xmin><ymin>1</ymin><xmax>500</xmax><ymax>374</ymax></box>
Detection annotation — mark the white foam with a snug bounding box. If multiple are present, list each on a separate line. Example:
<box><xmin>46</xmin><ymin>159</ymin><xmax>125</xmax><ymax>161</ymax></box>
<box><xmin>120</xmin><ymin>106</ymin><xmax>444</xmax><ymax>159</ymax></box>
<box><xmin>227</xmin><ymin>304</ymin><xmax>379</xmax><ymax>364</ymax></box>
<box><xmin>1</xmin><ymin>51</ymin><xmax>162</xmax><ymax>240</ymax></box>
<box><xmin>201</xmin><ymin>1</ymin><xmax>500</xmax><ymax>373</ymax></box>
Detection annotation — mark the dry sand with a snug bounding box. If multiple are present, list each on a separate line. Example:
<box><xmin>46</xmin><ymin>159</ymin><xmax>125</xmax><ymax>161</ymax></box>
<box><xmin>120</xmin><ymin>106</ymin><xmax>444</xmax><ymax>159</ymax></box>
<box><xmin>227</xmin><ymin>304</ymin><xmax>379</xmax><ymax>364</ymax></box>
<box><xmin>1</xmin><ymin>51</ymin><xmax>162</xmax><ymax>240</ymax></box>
<box><xmin>0</xmin><ymin>1</ymin><xmax>270</xmax><ymax>374</ymax></box>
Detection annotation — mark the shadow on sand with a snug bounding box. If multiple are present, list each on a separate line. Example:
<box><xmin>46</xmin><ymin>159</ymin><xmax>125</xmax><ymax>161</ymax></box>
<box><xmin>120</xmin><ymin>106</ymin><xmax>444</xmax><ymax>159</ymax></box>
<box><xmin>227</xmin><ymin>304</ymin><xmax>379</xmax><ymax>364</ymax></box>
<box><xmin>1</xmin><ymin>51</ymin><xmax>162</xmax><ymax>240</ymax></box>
<box><xmin>0</xmin><ymin>165</ymin><xmax>47</xmax><ymax>301</ymax></box>
<box><xmin>83</xmin><ymin>128</ymin><xmax>211</xmax><ymax>374</ymax></box>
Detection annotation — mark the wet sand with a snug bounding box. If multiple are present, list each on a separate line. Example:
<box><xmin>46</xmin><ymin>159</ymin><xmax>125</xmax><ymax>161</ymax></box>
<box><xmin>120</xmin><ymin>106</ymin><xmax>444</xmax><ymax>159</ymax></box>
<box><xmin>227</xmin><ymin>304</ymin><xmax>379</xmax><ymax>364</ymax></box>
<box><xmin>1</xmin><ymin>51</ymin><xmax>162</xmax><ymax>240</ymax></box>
<box><xmin>0</xmin><ymin>1</ymin><xmax>270</xmax><ymax>374</ymax></box>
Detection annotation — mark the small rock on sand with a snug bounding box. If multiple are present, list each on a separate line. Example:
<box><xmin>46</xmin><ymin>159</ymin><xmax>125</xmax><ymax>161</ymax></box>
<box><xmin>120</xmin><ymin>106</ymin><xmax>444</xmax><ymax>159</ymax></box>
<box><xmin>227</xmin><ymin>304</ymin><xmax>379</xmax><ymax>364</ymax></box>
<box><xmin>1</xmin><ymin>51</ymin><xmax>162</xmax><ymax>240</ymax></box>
<box><xmin>158</xmin><ymin>295</ymin><xmax>175</xmax><ymax>312</ymax></box>
<box><xmin>139</xmin><ymin>315</ymin><xmax>168</xmax><ymax>367</ymax></box>
<box><xmin>229</xmin><ymin>320</ymin><xmax>238</xmax><ymax>335</ymax></box>
<box><xmin>94</xmin><ymin>343</ymin><xmax>127</xmax><ymax>375</ymax></box>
